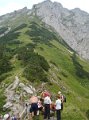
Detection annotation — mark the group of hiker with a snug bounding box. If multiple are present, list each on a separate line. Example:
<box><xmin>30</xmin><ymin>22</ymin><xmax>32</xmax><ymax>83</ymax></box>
<box><xmin>0</xmin><ymin>90</ymin><xmax>66</xmax><ymax>120</ymax></box>
<box><xmin>29</xmin><ymin>90</ymin><xmax>66</xmax><ymax>120</ymax></box>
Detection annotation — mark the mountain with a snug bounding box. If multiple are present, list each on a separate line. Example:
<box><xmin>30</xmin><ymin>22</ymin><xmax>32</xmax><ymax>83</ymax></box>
<box><xmin>0</xmin><ymin>1</ymin><xmax>89</xmax><ymax>120</ymax></box>
<box><xmin>30</xmin><ymin>0</ymin><xmax>89</xmax><ymax>60</ymax></box>
<box><xmin>0</xmin><ymin>1</ymin><xmax>89</xmax><ymax>60</ymax></box>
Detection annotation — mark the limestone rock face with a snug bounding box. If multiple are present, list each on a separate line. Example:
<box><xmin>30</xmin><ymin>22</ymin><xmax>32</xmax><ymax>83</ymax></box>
<box><xmin>31</xmin><ymin>0</ymin><xmax>89</xmax><ymax>59</ymax></box>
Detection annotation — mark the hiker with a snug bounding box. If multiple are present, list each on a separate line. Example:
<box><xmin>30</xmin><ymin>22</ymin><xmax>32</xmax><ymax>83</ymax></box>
<box><xmin>50</xmin><ymin>102</ymin><xmax>56</xmax><ymax>111</ymax></box>
<box><xmin>11</xmin><ymin>116</ymin><xmax>17</xmax><ymax>120</ymax></box>
<box><xmin>43</xmin><ymin>94</ymin><xmax>52</xmax><ymax>120</ymax></box>
<box><xmin>41</xmin><ymin>90</ymin><xmax>51</xmax><ymax>99</ymax></box>
<box><xmin>55</xmin><ymin>95</ymin><xmax>62</xmax><ymax>120</ymax></box>
<box><xmin>37</xmin><ymin>96</ymin><xmax>43</xmax><ymax>115</ymax></box>
<box><xmin>58</xmin><ymin>91</ymin><xmax>66</xmax><ymax>110</ymax></box>
<box><xmin>3</xmin><ymin>114</ymin><xmax>11</xmax><ymax>120</ymax></box>
<box><xmin>29</xmin><ymin>95</ymin><xmax>38</xmax><ymax>117</ymax></box>
<box><xmin>50</xmin><ymin>102</ymin><xmax>56</xmax><ymax>119</ymax></box>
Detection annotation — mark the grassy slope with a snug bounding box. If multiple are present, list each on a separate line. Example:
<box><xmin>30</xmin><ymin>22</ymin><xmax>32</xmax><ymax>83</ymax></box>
<box><xmin>35</xmin><ymin>41</ymin><xmax>89</xmax><ymax>120</ymax></box>
<box><xmin>0</xmin><ymin>16</ymin><xmax>89</xmax><ymax>119</ymax></box>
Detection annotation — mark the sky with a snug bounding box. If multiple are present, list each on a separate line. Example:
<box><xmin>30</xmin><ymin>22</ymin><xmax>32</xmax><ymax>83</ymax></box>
<box><xmin>0</xmin><ymin>0</ymin><xmax>89</xmax><ymax>16</ymax></box>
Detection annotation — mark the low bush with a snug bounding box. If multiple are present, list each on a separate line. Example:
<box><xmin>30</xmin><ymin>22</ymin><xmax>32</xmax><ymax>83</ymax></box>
<box><xmin>17</xmin><ymin>44</ymin><xmax>50</xmax><ymax>82</ymax></box>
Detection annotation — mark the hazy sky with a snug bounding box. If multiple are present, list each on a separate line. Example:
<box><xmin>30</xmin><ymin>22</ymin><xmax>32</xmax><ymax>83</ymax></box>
<box><xmin>0</xmin><ymin>0</ymin><xmax>89</xmax><ymax>16</ymax></box>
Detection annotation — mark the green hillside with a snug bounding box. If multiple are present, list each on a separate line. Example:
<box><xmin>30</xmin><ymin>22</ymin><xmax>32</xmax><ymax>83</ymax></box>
<box><xmin>0</xmin><ymin>16</ymin><xmax>89</xmax><ymax>120</ymax></box>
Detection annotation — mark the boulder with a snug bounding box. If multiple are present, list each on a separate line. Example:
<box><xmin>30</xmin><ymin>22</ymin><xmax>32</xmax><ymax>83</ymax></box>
<box><xmin>3</xmin><ymin>102</ymin><xmax>13</xmax><ymax>109</ymax></box>
<box><xmin>19</xmin><ymin>83</ymin><xmax>33</xmax><ymax>94</ymax></box>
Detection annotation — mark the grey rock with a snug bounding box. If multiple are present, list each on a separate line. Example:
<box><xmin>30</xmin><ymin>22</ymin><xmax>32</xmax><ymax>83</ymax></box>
<box><xmin>11</xmin><ymin>76</ymin><xmax>20</xmax><ymax>90</ymax></box>
<box><xmin>31</xmin><ymin>0</ymin><xmax>89</xmax><ymax>60</ymax></box>
<box><xmin>3</xmin><ymin>102</ymin><xmax>13</xmax><ymax>109</ymax></box>
<box><xmin>19</xmin><ymin>83</ymin><xmax>33</xmax><ymax>94</ymax></box>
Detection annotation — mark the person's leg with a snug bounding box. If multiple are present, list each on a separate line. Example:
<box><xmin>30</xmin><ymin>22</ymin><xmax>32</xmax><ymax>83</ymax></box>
<box><xmin>56</xmin><ymin>110</ymin><xmax>61</xmax><ymax>120</ymax></box>
<box><xmin>56</xmin><ymin>110</ymin><xmax>59</xmax><ymax>120</ymax></box>
<box><xmin>59</xmin><ymin>110</ymin><xmax>61</xmax><ymax>120</ymax></box>
<box><xmin>30</xmin><ymin>105</ymin><xmax>34</xmax><ymax>118</ymax></box>
<box><xmin>32</xmin><ymin>103</ymin><xmax>38</xmax><ymax>116</ymax></box>
<box><xmin>44</xmin><ymin>104</ymin><xmax>47</xmax><ymax>119</ymax></box>
<box><xmin>47</xmin><ymin>104</ymin><xmax>50</xmax><ymax>119</ymax></box>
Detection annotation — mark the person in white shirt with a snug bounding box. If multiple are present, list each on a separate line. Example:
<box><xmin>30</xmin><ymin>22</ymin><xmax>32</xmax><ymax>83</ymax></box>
<box><xmin>58</xmin><ymin>91</ymin><xmax>66</xmax><ymax>110</ymax></box>
<box><xmin>3</xmin><ymin>114</ymin><xmax>11</xmax><ymax>120</ymax></box>
<box><xmin>44</xmin><ymin>95</ymin><xmax>52</xmax><ymax>120</ymax></box>
<box><xmin>55</xmin><ymin>96</ymin><xmax>61</xmax><ymax>120</ymax></box>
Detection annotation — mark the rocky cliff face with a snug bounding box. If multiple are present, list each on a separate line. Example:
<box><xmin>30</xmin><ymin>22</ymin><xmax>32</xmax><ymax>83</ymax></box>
<box><xmin>31</xmin><ymin>0</ymin><xmax>89</xmax><ymax>60</ymax></box>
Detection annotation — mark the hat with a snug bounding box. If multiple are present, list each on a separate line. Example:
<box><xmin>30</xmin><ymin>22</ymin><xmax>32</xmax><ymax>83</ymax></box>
<box><xmin>3</xmin><ymin>114</ymin><xmax>10</xmax><ymax>120</ymax></box>
<box><xmin>58</xmin><ymin>91</ymin><xmax>61</xmax><ymax>94</ymax></box>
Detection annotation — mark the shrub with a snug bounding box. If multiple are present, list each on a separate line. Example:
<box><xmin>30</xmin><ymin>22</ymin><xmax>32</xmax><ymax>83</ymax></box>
<box><xmin>11</xmin><ymin>23</ymin><xmax>27</xmax><ymax>32</ymax></box>
<box><xmin>17</xmin><ymin>44</ymin><xmax>49</xmax><ymax>82</ymax></box>
<box><xmin>0</xmin><ymin>45</ymin><xmax>12</xmax><ymax>75</ymax></box>
<box><xmin>72</xmin><ymin>53</ymin><xmax>89</xmax><ymax>79</ymax></box>
<box><xmin>23</xmin><ymin>64</ymin><xmax>48</xmax><ymax>82</ymax></box>
<box><xmin>26</xmin><ymin>22</ymin><xmax>58</xmax><ymax>46</ymax></box>
<box><xmin>0</xmin><ymin>91</ymin><xmax>6</xmax><ymax>113</ymax></box>
<box><xmin>0</xmin><ymin>27</ymin><xmax>8</xmax><ymax>34</ymax></box>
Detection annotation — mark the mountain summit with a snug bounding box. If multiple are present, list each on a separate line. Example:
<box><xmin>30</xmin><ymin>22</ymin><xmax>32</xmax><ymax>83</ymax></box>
<box><xmin>30</xmin><ymin>0</ymin><xmax>89</xmax><ymax>60</ymax></box>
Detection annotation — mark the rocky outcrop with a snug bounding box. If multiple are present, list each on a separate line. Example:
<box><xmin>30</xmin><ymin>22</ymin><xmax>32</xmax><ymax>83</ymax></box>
<box><xmin>31</xmin><ymin>0</ymin><xmax>89</xmax><ymax>60</ymax></box>
<box><xmin>19</xmin><ymin>83</ymin><xmax>34</xmax><ymax>94</ymax></box>
<box><xmin>3</xmin><ymin>76</ymin><xmax>36</xmax><ymax>115</ymax></box>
